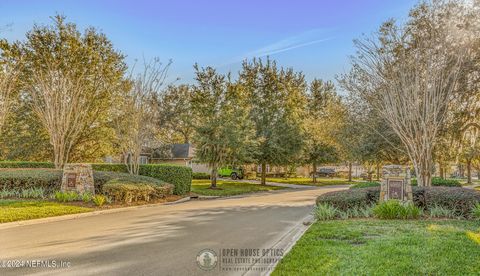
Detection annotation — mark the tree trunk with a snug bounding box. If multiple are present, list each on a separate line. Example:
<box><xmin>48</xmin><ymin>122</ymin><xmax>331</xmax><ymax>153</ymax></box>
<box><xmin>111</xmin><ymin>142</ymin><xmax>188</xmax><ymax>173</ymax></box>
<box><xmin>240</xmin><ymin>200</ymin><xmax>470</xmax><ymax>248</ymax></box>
<box><xmin>459</xmin><ymin>164</ymin><xmax>465</xmax><ymax>178</ymax></box>
<box><xmin>261</xmin><ymin>163</ymin><xmax>266</xmax><ymax>185</ymax></box>
<box><xmin>348</xmin><ymin>162</ymin><xmax>352</xmax><ymax>182</ymax></box>
<box><xmin>210</xmin><ymin>166</ymin><xmax>218</xmax><ymax>188</ymax></box>
<box><xmin>439</xmin><ymin>166</ymin><xmax>444</xmax><ymax>179</ymax></box>
<box><xmin>376</xmin><ymin>163</ymin><xmax>380</xmax><ymax>181</ymax></box>
<box><xmin>467</xmin><ymin>159</ymin><xmax>472</xmax><ymax>185</ymax></box>
<box><xmin>312</xmin><ymin>162</ymin><xmax>317</xmax><ymax>184</ymax></box>
<box><xmin>412</xmin><ymin>156</ymin><xmax>432</xmax><ymax>187</ymax></box>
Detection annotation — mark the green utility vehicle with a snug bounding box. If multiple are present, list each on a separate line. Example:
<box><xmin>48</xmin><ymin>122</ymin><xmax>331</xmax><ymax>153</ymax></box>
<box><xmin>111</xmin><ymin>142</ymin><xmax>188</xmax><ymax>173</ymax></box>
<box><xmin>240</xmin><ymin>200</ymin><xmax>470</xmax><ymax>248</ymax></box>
<box><xmin>218</xmin><ymin>166</ymin><xmax>244</xmax><ymax>180</ymax></box>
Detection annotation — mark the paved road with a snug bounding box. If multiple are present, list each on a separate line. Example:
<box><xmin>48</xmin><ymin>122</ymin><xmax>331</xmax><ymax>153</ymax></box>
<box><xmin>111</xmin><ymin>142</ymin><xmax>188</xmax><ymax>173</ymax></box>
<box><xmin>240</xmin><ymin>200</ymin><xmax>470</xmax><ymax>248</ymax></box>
<box><xmin>0</xmin><ymin>186</ymin><xmax>346</xmax><ymax>276</ymax></box>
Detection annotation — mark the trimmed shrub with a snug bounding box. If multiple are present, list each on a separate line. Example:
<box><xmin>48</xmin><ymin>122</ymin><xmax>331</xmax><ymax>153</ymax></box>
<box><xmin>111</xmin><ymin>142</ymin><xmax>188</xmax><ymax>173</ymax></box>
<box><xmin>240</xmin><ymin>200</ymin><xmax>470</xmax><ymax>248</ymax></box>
<box><xmin>103</xmin><ymin>181</ymin><xmax>173</xmax><ymax>203</ymax></box>
<box><xmin>350</xmin><ymin>182</ymin><xmax>380</xmax><ymax>189</ymax></box>
<box><xmin>317</xmin><ymin>186</ymin><xmax>480</xmax><ymax>218</ymax></box>
<box><xmin>316</xmin><ymin>187</ymin><xmax>379</xmax><ymax>211</ymax></box>
<box><xmin>0</xmin><ymin>169</ymin><xmax>62</xmax><ymax>194</ymax></box>
<box><xmin>139</xmin><ymin>164</ymin><xmax>191</xmax><ymax>195</ymax></box>
<box><xmin>411</xmin><ymin>177</ymin><xmax>461</xmax><ymax>187</ymax></box>
<box><xmin>373</xmin><ymin>200</ymin><xmax>421</xmax><ymax>219</ymax></box>
<box><xmin>0</xmin><ymin>161</ymin><xmax>55</xmax><ymax>168</ymax></box>
<box><xmin>0</xmin><ymin>162</ymin><xmax>192</xmax><ymax>195</ymax></box>
<box><xmin>192</xmin><ymin>172</ymin><xmax>210</xmax><ymax>180</ymax></box>
<box><xmin>414</xmin><ymin>187</ymin><xmax>480</xmax><ymax>217</ymax></box>
<box><xmin>93</xmin><ymin>163</ymin><xmax>192</xmax><ymax>195</ymax></box>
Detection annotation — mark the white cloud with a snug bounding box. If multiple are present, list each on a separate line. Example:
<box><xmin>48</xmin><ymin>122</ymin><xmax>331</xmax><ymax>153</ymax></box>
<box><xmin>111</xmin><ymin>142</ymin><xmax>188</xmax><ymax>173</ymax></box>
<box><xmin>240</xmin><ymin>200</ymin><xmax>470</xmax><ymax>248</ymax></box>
<box><xmin>221</xmin><ymin>28</ymin><xmax>334</xmax><ymax>66</ymax></box>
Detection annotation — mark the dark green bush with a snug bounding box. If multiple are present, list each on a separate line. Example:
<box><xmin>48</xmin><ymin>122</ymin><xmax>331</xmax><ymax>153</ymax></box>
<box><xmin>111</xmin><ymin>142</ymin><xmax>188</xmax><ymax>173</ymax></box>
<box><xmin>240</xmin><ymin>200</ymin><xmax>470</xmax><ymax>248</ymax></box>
<box><xmin>0</xmin><ymin>169</ymin><xmax>62</xmax><ymax>193</ymax></box>
<box><xmin>139</xmin><ymin>164</ymin><xmax>191</xmax><ymax>195</ymax></box>
<box><xmin>317</xmin><ymin>186</ymin><xmax>480</xmax><ymax>218</ymax></box>
<box><xmin>350</xmin><ymin>182</ymin><xmax>380</xmax><ymax>189</ymax></box>
<box><xmin>411</xmin><ymin>177</ymin><xmax>461</xmax><ymax>187</ymax></box>
<box><xmin>413</xmin><ymin>187</ymin><xmax>480</xmax><ymax>217</ymax></box>
<box><xmin>0</xmin><ymin>162</ymin><xmax>191</xmax><ymax>195</ymax></box>
<box><xmin>192</xmin><ymin>172</ymin><xmax>210</xmax><ymax>179</ymax></box>
<box><xmin>103</xmin><ymin>180</ymin><xmax>172</xmax><ymax>204</ymax></box>
<box><xmin>0</xmin><ymin>161</ymin><xmax>55</xmax><ymax>168</ymax></box>
<box><xmin>93</xmin><ymin>163</ymin><xmax>192</xmax><ymax>195</ymax></box>
<box><xmin>316</xmin><ymin>187</ymin><xmax>379</xmax><ymax>211</ymax></box>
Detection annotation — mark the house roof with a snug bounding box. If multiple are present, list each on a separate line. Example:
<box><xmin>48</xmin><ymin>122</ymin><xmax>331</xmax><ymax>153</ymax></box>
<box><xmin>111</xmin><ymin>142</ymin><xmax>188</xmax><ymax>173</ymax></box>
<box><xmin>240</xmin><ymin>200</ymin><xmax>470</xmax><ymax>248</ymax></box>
<box><xmin>171</xmin><ymin>143</ymin><xmax>192</xmax><ymax>159</ymax></box>
<box><xmin>149</xmin><ymin>143</ymin><xmax>195</xmax><ymax>160</ymax></box>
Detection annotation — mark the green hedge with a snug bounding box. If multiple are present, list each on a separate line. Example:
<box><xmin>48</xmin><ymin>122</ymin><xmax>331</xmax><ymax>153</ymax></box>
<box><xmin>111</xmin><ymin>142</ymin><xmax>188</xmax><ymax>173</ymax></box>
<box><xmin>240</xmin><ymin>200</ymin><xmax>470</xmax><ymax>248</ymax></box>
<box><xmin>139</xmin><ymin>165</ymin><xmax>191</xmax><ymax>195</ymax></box>
<box><xmin>411</xmin><ymin>177</ymin><xmax>461</xmax><ymax>187</ymax></box>
<box><xmin>93</xmin><ymin>163</ymin><xmax>192</xmax><ymax>195</ymax></box>
<box><xmin>0</xmin><ymin>161</ymin><xmax>55</xmax><ymax>168</ymax></box>
<box><xmin>0</xmin><ymin>169</ymin><xmax>62</xmax><ymax>194</ymax></box>
<box><xmin>317</xmin><ymin>186</ymin><xmax>480</xmax><ymax>218</ymax></box>
<box><xmin>0</xmin><ymin>162</ymin><xmax>192</xmax><ymax>195</ymax></box>
<box><xmin>0</xmin><ymin>169</ymin><xmax>177</xmax><ymax>196</ymax></box>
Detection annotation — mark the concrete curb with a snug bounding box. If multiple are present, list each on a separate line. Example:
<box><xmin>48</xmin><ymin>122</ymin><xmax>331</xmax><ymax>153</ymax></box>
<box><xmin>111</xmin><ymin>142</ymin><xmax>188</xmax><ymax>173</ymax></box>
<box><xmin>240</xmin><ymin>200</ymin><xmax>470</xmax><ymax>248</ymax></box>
<box><xmin>243</xmin><ymin>211</ymin><xmax>316</xmax><ymax>276</ymax></box>
<box><xmin>0</xmin><ymin>196</ymin><xmax>191</xmax><ymax>230</ymax></box>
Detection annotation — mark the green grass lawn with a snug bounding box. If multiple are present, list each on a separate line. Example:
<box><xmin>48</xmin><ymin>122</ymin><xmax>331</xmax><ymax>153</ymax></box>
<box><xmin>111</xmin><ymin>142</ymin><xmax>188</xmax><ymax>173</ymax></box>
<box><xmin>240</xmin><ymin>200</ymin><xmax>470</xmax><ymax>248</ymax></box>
<box><xmin>273</xmin><ymin>219</ymin><xmax>480</xmax><ymax>275</ymax></box>
<box><xmin>0</xmin><ymin>200</ymin><xmax>93</xmax><ymax>223</ymax></box>
<box><xmin>265</xmin><ymin>177</ymin><xmax>358</xmax><ymax>186</ymax></box>
<box><xmin>191</xmin><ymin>179</ymin><xmax>285</xmax><ymax>196</ymax></box>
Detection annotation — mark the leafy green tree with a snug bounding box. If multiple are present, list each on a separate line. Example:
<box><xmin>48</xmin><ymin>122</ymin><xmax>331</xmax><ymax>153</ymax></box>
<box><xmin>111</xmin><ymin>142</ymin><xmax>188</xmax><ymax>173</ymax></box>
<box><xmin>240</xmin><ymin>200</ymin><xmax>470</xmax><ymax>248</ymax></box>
<box><xmin>0</xmin><ymin>15</ymin><xmax>128</xmax><ymax>167</ymax></box>
<box><xmin>304</xmin><ymin>79</ymin><xmax>342</xmax><ymax>183</ymax></box>
<box><xmin>191</xmin><ymin>65</ymin><xmax>256</xmax><ymax>188</ymax></box>
<box><xmin>155</xmin><ymin>84</ymin><xmax>195</xmax><ymax>144</ymax></box>
<box><xmin>239</xmin><ymin>58</ymin><xmax>306</xmax><ymax>185</ymax></box>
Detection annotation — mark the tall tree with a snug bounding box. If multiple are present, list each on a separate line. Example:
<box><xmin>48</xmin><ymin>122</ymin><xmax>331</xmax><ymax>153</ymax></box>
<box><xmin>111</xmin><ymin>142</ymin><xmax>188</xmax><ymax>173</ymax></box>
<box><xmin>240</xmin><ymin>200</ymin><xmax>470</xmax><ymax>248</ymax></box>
<box><xmin>191</xmin><ymin>65</ymin><xmax>256</xmax><ymax>188</ymax></box>
<box><xmin>339</xmin><ymin>1</ymin><xmax>476</xmax><ymax>186</ymax></box>
<box><xmin>0</xmin><ymin>49</ymin><xmax>19</xmax><ymax>133</ymax></box>
<box><xmin>304</xmin><ymin>79</ymin><xmax>342</xmax><ymax>183</ymax></box>
<box><xmin>155</xmin><ymin>84</ymin><xmax>195</xmax><ymax>144</ymax></box>
<box><xmin>1</xmin><ymin>15</ymin><xmax>128</xmax><ymax>167</ymax></box>
<box><xmin>239</xmin><ymin>58</ymin><xmax>306</xmax><ymax>185</ymax></box>
<box><xmin>113</xmin><ymin>59</ymin><xmax>170</xmax><ymax>175</ymax></box>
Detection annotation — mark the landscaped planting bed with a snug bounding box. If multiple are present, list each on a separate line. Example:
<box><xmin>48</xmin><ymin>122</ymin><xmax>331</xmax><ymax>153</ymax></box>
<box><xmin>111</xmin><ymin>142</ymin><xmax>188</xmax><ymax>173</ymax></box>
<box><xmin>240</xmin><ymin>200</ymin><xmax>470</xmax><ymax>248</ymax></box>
<box><xmin>316</xmin><ymin>186</ymin><xmax>480</xmax><ymax>219</ymax></box>
<box><xmin>0</xmin><ymin>162</ymin><xmax>192</xmax><ymax>195</ymax></box>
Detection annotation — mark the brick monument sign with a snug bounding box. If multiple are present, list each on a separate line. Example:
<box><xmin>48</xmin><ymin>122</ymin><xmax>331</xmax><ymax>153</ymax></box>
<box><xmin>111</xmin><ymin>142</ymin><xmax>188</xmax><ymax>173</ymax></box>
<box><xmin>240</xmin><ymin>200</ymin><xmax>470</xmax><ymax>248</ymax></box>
<box><xmin>379</xmin><ymin>165</ymin><xmax>412</xmax><ymax>202</ymax></box>
<box><xmin>61</xmin><ymin>163</ymin><xmax>95</xmax><ymax>194</ymax></box>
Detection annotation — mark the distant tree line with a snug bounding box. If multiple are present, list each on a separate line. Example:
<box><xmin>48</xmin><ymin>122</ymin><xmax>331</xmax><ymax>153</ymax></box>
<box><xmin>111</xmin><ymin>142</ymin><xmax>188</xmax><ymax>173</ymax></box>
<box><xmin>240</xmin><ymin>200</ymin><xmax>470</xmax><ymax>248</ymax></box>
<box><xmin>1</xmin><ymin>0</ymin><xmax>479</xmax><ymax>188</ymax></box>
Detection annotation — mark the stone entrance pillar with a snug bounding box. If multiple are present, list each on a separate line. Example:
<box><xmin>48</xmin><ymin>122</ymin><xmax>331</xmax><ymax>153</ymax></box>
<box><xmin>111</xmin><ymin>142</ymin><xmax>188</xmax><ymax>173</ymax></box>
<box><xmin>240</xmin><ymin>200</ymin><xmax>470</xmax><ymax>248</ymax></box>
<box><xmin>379</xmin><ymin>165</ymin><xmax>412</xmax><ymax>202</ymax></box>
<box><xmin>61</xmin><ymin>163</ymin><xmax>95</xmax><ymax>194</ymax></box>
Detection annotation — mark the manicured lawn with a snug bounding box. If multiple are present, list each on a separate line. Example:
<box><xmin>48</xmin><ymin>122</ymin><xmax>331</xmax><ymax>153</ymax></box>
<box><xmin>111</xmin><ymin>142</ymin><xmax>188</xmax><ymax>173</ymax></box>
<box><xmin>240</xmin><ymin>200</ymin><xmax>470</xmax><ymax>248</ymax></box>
<box><xmin>191</xmin><ymin>179</ymin><xmax>285</xmax><ymax>196</ymax></box>
<box><xmin>0</xmin><ymin>200</ymin><xmax>93</xmax><ymax>223</ymax></box>
<box><xmin>265</xmin><ymin>177</ymin><xmax>358</xmax><ymax>186</ymax></box>
<box><xmin>273</xmin><ymin>219</ymin><xmax>480</xmax><ymax>275</ymax></box>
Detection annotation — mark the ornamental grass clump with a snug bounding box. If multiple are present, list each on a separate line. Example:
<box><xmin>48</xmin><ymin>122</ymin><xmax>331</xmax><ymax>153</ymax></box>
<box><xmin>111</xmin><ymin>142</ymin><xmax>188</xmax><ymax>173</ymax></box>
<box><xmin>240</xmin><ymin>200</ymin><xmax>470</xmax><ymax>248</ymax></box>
<box><xmin>373</xmin><ymin>200</ymin><xmax>422</xmax><ymax>219</ymax></box>
<box><xmin>314</xmin><ymin>204</ymin><xmax>338</xmax><ymax>220</ymax></box>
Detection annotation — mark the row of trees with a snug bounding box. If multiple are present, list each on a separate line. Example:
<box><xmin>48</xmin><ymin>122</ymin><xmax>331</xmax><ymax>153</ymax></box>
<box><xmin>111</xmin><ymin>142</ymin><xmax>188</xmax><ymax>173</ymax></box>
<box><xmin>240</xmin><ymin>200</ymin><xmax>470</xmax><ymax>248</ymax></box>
<box><xmin>0</xmin><ymin>16</ymin><xmax>347</xmax><ymax>186</ymax></box>
<box><xmin>1</xmin><ymin>0</ymin><xmax>479</xmax><ymax>188</ymax></box>
<box><xmin>340</xmin><ymin>0</ymin><xmax>480</xmax><ymax>186</ymax></box>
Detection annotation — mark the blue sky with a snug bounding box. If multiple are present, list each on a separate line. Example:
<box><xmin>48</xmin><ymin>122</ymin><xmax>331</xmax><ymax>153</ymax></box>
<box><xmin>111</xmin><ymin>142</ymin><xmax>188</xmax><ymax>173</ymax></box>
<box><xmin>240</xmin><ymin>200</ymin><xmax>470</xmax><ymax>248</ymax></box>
<box><xmin>0</xmin><ymin>0</ymin><xmax>417</xmax><ymax>87</ymax></box>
